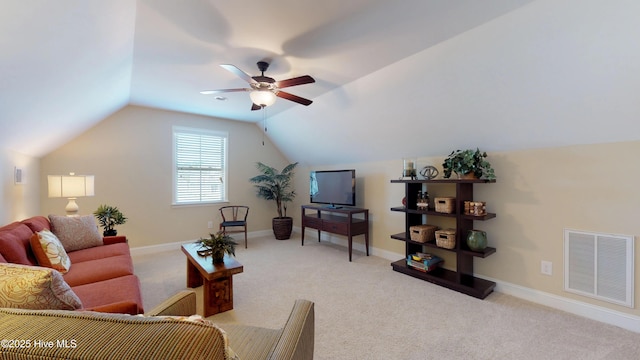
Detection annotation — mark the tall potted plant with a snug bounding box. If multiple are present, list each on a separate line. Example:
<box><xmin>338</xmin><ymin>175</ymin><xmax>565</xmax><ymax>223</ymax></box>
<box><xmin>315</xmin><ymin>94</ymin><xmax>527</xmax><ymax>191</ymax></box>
<box><xmin>249</xmin><ymin>162</ymin><xmax>298</xmax><ymax>240</ymax></box>
<box><xmin>93</xmin><ymin>204</ymin><xmax>127</xmax><ymax>236</ymax></box>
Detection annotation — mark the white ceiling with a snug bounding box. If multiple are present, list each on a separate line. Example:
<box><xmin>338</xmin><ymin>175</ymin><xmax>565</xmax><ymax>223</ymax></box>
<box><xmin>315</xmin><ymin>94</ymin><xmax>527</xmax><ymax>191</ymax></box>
<box><xmin>2</xmin><ymin>0</ymin><xmax>639</xmax><ymax>166</ymax></box>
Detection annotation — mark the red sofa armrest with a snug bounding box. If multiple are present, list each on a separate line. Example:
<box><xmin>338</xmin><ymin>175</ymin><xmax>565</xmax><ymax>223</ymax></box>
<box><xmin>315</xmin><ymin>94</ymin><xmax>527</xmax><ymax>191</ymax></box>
<box><xmin>81</xmin><ymin>301</ymin><xmax>141</xmax><ymax>315</ymax></box>
<box><xmin>103</xmin><ymin>235</ymin><xmax>127</xmax><ymax>245</ymax></box>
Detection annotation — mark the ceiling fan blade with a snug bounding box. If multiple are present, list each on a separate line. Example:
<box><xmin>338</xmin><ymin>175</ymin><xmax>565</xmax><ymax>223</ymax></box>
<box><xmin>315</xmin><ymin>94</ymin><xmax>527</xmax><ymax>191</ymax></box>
<box><xmin>275</xmin><ymin>75</ymin><xmax>315</xmax><ymax>89</ymax></box>
<box><xmin>276</xmin><ymin>91</ymin><xmax>313</xmax><ymax>106</ymax></box>
<box><xmin>251</xmin><ymin>103</ymin><xmax>262</xmax><ymax>111</ymax></box>
<box><xmin>220</xmin><ymin>64</ymin><xmax>258</xmax><ymax>84</ymax></box>
<box><xmin>200</xmin><ymin>88</ymin><xmax>250</xmax><ymax>95</ymax></box>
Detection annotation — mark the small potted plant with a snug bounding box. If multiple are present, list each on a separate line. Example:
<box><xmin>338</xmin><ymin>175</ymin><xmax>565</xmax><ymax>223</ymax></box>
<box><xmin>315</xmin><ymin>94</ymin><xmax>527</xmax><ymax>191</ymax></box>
<box><xmin>442</xmin><ymin>148</ymin><xmax>496</xmax><ymax>180</ymax></box>
<box><xmin>249</xmin><ymin>162</ymin><xmax>298</xmax><ymax>240</ymax></box>
<box><xmin>93</xmin><ymin>204</ymin><xmax>128</xmax><ymax>236</ymax></box>
<box><xmin>196</xmin><ymin>231</ymin><xmax>238</xmax><ymax>263</ymax></box>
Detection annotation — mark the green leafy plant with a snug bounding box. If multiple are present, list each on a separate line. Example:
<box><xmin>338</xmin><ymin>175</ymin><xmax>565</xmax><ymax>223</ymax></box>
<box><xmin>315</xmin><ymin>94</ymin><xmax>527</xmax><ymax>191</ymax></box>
<box><xmin>93</xmin><ymin>204</ymin><xmax>127</xmax><ymax>236</ymax></box>
<box><xmin>249</xmin><ymin>162</ymin><xmax>298</xmax><ymax>218</ymax></box>
<box><xmin>196</xmin><ymin>231</ymin><xmax>237</xmax><ymax>263</ymax></box>
<box><xmin>442</xmin><ymin>148</ymin><xmax>496</xmax><ymax>180</ymax></box>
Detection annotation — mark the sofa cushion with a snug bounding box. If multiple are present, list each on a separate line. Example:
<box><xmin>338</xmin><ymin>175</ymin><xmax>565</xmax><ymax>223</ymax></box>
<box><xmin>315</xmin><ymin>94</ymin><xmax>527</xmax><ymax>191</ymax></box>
<box><xmin>67</xmin><ymin>242</ymin><xmax>131</xmax><ymax>263</ymax></box>
<box><xmin>21</xmin><ymin>215</ymin><xmax>52</xmax><ymax>233</ymax></box>
<box><xmin>153</xmin><ymin>315</ymin><xmax>239</xmax><ymax>360</ymax></box>
<box><xmin>49</xmin><ymin>215</ymin><xmax>103</xmax><ymax>251</ymax></box>
<box><xmin>63</xmin><ymin>254</ymin><xmax>134</xmax><ymax>287</ymax></box>
<box><xmin>0</xmin><ymin>307</ymin><xmax>235</xmax><ymax>360</ymax></box>
<box><xmin>0</xmin><ymin>263</ymin><xmax>82</xmax><ymax>310</ymax></box>
<box><xmin>0</xmin><ymin>222</ymin><xmax>38</xmax><ymax>265</ymax></box>
<box><xmin>72</xmin><ymin>275</ymin><xmax>144</xmax><ymax>315</ymax></box>
<box><xmin>220</xmin><ymin>323</ymin><xmax>282</xmax><ymax>360</ymax></box>
<box><xmin>30</xmin><ymin>230</ymin><xmax>72</xmax><ymax>273</ymax></box>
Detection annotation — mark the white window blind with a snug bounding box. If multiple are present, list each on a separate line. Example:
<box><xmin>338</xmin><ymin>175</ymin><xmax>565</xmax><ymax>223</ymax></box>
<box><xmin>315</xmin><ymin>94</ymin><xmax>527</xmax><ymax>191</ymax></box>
<box><xmin>173</xmin><ymin>127</ymin><xmax>227</xmax><ymax>204</ymax></box>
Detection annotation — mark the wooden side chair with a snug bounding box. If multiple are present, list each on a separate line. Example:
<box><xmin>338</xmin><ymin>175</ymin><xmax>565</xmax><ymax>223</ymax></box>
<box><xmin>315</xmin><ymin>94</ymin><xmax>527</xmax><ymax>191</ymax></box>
<box><xmin>219</xmin><ymin>205</ymin><xmax>249</xmax><ymax>248</ymax></box>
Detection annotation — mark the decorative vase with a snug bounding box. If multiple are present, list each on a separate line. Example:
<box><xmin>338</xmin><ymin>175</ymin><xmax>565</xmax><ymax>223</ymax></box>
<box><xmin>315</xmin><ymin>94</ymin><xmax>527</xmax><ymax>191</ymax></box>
<box><xmin>272</xmin><ymin>217</ymin><xmax>293</xmax><ymax>240</ymax></box>
<box><xmin>466</xmin><ymin>230</ymin><xmax>487</xmax><ymax>251</ymax></box>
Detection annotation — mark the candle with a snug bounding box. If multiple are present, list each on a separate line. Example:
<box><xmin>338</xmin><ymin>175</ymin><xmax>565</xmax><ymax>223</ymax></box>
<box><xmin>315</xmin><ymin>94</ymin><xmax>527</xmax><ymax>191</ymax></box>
<box><xmin>403</xmin><ymin>158</ymin><xmax>417</xmax><ymax>177</ymax></box>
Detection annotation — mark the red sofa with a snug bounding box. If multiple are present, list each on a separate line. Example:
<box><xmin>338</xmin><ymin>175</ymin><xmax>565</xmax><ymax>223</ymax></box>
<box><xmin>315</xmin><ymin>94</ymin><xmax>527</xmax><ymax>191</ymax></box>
<box><xmin>0</xmin><ymin>216</ymin><xmax>143</xmax><ymax>315</ymax></box>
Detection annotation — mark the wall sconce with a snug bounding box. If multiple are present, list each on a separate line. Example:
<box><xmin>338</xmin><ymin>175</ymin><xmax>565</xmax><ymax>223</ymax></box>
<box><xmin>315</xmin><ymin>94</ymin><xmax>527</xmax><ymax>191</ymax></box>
<box><xmin>48</xmin><ymin>173</ymin><xmax>95</xmax><ymax>215</ymax></box>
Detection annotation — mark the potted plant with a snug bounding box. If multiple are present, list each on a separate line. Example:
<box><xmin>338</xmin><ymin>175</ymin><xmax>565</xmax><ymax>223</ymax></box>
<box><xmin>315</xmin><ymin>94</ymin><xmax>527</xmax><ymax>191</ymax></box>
<box><xmin>442</xmin><ymin>148</ymin><xmax>496</xmax><ymax>180</ymax></box>
<box><xmin>93</xmin><ymin>204</ymin><xmax>128</xmax><ymax>236</ymax></box>
<box><xmin>249</xmin><ymin>162</ymin><xmax>298</xmax><ymax>240</ymax></box>
<box><xmin>195</xmin><ymin>231</ymin><xmax>238</xmax><ymax>263</ymax></box>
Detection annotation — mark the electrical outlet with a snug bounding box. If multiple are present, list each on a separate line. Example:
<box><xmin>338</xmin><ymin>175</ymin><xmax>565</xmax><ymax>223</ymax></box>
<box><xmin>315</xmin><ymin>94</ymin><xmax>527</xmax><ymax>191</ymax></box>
<box><xmin>207</xmin><ymin>221</ymin><xmax>213</xmax><ymax>229</ymax></box>
<box><xmin>541</xmin><ymin>260</ymin><xmax>553</xmax><ymax>275</ymax></box>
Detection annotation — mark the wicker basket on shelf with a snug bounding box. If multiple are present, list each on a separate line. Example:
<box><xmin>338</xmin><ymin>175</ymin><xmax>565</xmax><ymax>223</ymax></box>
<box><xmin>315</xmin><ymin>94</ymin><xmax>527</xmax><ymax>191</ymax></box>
<box><xmin>435</xmin><ymin>229</ymin><xmax>456</xmax><ymax>249</ymax></box>
<box><xmin>434</xmin><ymin>197</ymin><xmax>455</xmax><ymax>214</ymax></box>
<box><xmin>409</xmin><ymin>225</ymin><xmax>438</xmax><ymax>243</ymax></box>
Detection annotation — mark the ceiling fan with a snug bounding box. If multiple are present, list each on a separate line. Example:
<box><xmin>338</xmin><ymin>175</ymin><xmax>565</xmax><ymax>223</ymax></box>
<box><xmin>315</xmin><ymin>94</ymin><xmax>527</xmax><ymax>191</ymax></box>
<box><xmin>200</xmin><ymin>61</ymin><xmax>315</xmax><ymax>110</ymax></box>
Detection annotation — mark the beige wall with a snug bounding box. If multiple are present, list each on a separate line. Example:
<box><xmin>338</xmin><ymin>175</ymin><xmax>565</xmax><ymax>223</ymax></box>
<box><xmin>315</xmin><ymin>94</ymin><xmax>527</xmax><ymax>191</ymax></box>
<box><xmin>296</xmin><ymin>141</ymin><xmax>640</xmax><ymax>317</ymax></box>
<box><xmin>26</xmin><ymin>105</ymin><xmax>640</xmax><ymax>318</ymax></box>
<box><xmin>40</xmin><ymin>105</ymin><xmax>292</xmax><ymax>247</ymax></box>
<box><xmin>0</xmin><ymin>149</ymin><xmax>40</xmax><ymax>224</ymax></box>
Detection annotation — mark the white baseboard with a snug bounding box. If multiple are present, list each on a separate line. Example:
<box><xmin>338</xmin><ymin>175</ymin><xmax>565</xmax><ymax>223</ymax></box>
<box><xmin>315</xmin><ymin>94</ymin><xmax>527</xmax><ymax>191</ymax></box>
<box><xmin>487</xmin><ymin>276</ymin><xmax>640</xmax><ymax>333</ymax></box>
<box><xmin>130</xmin><ymin>240</ymin><xmax>187</xmax><ymax>257</ymax></box>
<box><xmin>133</xmin><ymin>227</ymin><xmax>640</xmax><ymax>333</ymax></box>
<box><xmin>130</xmin><ymin>230</ymin><xmax>272</xmax><ymax>257</ymax></box>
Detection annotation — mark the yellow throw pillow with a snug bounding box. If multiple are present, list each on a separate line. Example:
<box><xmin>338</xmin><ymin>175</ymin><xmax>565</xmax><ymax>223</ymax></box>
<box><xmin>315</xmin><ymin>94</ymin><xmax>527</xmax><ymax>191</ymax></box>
<box><xmin>0</xmin><ymin>263</ymin><xmax>83</xmax><ymax>310</ymax></box>
<box><xmin>30</xmin><ymin>229</ymin><xmax>71</xmax><ymax>273</ymax></box>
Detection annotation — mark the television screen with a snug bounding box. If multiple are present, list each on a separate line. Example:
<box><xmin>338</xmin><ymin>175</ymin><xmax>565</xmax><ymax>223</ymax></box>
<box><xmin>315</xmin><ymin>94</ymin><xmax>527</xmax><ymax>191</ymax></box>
<box><xmin>310</xmin><ymin>170</ymin><xmax>356</xmax><ymax>208</ymax></box>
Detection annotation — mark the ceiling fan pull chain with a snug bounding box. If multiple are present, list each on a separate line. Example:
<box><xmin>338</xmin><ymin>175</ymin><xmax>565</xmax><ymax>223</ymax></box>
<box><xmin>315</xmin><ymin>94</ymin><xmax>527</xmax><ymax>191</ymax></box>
<box><xmin>262</xmin><ymin>106</ymin><xmax>266</xmax><ymax>146</ymax></box>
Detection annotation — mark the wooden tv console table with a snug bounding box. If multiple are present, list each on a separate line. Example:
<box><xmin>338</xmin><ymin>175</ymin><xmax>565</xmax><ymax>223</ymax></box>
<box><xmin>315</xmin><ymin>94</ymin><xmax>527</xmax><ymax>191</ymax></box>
<box><xmin>301</xmin><ymin>204</ymin><xmax>369</xmax><ymax>261</ymax></box>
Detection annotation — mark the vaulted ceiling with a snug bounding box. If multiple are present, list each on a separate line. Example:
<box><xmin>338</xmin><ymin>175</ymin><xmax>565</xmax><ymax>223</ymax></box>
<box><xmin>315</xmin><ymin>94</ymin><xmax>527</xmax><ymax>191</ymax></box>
<box><xmin>2</xmin><ymin>0</ymin><xmax>639</xmax><ymax>166</ymax></box>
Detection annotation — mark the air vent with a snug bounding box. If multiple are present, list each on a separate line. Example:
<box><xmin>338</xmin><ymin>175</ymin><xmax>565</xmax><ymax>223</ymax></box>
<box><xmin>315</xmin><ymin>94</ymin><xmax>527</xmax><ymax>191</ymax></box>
<box><xmin>564</xmin><ymin>229</ymin><xmax>634</xmax><ymax>308</ymax></box>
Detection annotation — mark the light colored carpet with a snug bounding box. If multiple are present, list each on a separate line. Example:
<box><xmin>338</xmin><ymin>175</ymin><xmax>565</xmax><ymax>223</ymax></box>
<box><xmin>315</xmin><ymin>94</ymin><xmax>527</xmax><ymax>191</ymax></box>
<box><xmin>132</xmin><ymin>234</ymin><xmax>640</xmax><ymax>360</ymax></box>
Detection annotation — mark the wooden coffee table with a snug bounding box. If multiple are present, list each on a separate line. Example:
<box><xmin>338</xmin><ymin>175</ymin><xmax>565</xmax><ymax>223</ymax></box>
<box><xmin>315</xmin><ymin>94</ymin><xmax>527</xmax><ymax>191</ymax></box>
<box><xmin>181</xmin><ymin>243</ymin><xmax>243</xmax><ymax>317</ymax></box>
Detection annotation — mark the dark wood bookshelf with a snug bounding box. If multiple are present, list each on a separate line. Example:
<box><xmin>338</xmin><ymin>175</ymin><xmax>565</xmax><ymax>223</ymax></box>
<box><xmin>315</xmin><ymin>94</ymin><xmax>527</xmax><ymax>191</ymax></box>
<box><xmin>391</xmin><ymin>260</ymin><xmax>495</xmax><ymax>299</ymax></box>
<box><xmin>390</xmin><ymin>178</ymin><xmax>497</xmax><ymax>299</ymax></box>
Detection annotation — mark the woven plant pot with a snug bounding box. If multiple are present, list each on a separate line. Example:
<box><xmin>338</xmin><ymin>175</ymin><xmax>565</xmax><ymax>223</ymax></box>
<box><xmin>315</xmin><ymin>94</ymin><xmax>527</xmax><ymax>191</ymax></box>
<box><xmin>272</xmin><ymin>217</ymin><xmax>293</xmax><ymax>240</ymax></box>
<box><xmin>456</xmin><ymin>172</ymin><xmax>478</xmax><ymax>180</ymax></box>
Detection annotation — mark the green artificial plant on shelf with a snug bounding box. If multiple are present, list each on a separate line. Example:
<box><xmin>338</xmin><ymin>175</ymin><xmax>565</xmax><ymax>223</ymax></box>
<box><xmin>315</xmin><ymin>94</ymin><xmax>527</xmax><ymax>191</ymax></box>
<box><xmin>93</xmin><ymin>204</ymin><xmax>127</xmax><ymax>236</ymax></box>
<box><xmin>195</xmin><ymin>231</ymin><xmax>238</xmax><ymax>263</ymax></box>
<box><xmin>442</xmin><ymin>148</ymin><xmax>496</xmax><ymax>180</ymax></box>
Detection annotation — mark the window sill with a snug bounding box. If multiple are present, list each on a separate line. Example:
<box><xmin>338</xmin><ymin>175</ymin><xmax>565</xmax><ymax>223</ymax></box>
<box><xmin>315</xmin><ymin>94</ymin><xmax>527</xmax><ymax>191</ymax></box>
<box><xmin>171</xmin><ymin>200</ymin><xmax>229</xmax><ymax>208</ymax></box>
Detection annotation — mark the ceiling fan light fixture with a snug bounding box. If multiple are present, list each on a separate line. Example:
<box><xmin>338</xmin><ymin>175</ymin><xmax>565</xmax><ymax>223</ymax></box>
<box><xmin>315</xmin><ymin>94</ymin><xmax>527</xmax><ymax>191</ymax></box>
<box><xmin>249</xmin><ymin>90</ymin><xmax>277</xmax><ymax>107</ymax></box>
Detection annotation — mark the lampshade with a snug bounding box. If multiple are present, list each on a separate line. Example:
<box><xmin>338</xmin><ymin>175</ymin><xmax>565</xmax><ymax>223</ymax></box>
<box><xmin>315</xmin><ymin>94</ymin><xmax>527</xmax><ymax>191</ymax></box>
<box><xmin>48</xmin><ymin>174</ymin><xmax>95</xmax><ymax>215</ymax></box>
<box><xmin>249</xmin><ymin>90</ymin><xmax>277</xmax><ymax>107</ymax></box>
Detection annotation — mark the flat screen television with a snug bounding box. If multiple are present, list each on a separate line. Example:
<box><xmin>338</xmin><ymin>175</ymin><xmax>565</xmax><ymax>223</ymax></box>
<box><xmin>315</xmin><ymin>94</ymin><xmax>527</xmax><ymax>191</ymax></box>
<box><xmin>310</xmin><ymin>169</ymin><xmax>356</xmax><ymax>208</ymax></box>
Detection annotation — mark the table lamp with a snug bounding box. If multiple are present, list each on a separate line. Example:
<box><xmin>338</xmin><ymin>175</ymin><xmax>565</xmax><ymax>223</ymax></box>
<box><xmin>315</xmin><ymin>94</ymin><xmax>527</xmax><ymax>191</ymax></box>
<box><xmin>48</xmin><ymin>173</ymin><xmax>95</xmax><ymax>215</ymax></box>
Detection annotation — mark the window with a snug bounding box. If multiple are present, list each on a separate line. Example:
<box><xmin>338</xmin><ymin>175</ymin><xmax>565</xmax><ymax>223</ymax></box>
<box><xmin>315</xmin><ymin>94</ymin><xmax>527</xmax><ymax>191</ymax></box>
<box><xmin>173</xmin><ymin>127</ymin><xmax>228</xmax><ymax>205</ymax></box>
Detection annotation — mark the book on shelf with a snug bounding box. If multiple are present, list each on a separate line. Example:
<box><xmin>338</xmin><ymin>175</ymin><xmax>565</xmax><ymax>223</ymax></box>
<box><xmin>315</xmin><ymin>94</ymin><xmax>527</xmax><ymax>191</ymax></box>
<box><xmin>406</xmin><ymin>253</ymin><xmax>443</xmax><ymax>273</ymax></box>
